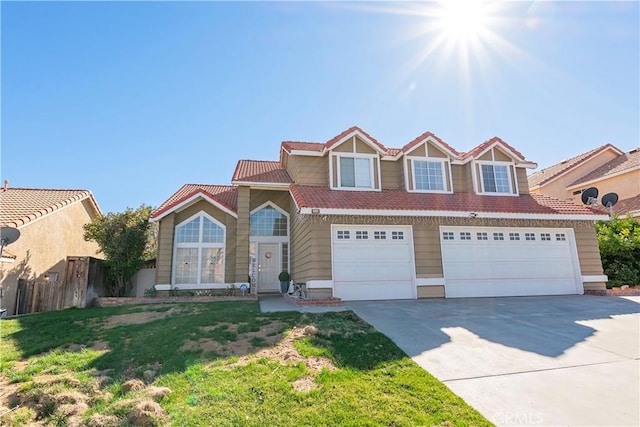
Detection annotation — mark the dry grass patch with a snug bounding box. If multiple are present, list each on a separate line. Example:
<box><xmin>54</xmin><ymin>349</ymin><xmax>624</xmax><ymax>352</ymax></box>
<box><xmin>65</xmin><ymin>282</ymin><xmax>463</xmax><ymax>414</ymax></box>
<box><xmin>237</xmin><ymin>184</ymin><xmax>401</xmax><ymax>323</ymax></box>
<box><xmin>102</xmin><ymin>309</ymin><xmax>177</xmax><ymax>329</ymax></box>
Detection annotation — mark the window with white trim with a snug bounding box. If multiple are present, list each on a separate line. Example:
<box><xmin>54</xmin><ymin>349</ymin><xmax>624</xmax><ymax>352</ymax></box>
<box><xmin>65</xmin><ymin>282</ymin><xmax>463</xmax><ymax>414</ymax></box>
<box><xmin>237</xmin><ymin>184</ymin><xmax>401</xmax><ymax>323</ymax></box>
<box><xmin>391</xmin><ymin>231</ymin><xmax>404</xmax><ymax>240</ymax></box>
<box><xmin>339</xmin><ymin>156</ymin><xmax>373</xmax><ymax>189</ymax></box>
<box><xmin>493</xmin><ymin>232</ymin><xmax>505</xmax><ymax>241</ymax></box>
<box><xmin>337</xmin><ymin>230</ymin><xmax>350</xmax><ymax>240</ymax></box>
<box><xmin>443</xmin><ymin>231</ymin><xmax>454</xmax><ymax>240</ymax></box>
<box><xmin>556</xmin><ymin>233</ymin><xmax>566</xmax><ymax>241</ymax></box>
<box><xmin>541</xmin><ymin>233</ymin><xmax>551</xmax><ymax>241</ymax></box>
<box><xmin>525</xmin><ymin>233</ymin><xmax>536</xmax><ymax>241</ymax></box>
<box><xmin>174</xmin><ymin>213</ymin><xmax>225</xmax><ymax>284</ymax></box>
<box><xmin>460</xmin><ymin>232</ymin><xmax>471</xmax><ymax>240</ymax></box>
<box><xmin>374</xmin><ymin>231</ymin><xmax>387</xmax><ymax>240</ymax></box>
<box><xmin>356</xmin><ymin>231</ymin><xmax>369</xmax><ymax>240</ymax></box>
<box><xmin>481</xmin><ymin>164</ymin><xmax>511</xmax><ymax>193</ymax></box>
<box><xmin>477</xmin><ymin>232</ymin><xmax>488</xmax><ymax>240</ymax></box>
<box><xmin>509</xmin><ymin>232</ymin><xmax>520</xmax><ymax>241</ymax></box>
<box><xmin>250</xmin><ymin>205</ymin><xmax>288</xmax><ymax>237</ymax></box>
<box><xmin>413</xmin><ymin>160</ymin><xmax>445</xmax><ymax>191</ymax></box>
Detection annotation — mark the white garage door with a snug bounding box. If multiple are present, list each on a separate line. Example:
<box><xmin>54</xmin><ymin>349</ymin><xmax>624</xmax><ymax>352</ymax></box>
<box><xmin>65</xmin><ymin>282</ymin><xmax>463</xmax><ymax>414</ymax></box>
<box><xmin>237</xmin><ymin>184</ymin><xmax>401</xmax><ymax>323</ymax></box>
<box><xmin>332</xmin><ymin>225</ymin><xmax>415</xmax><ymax>301</ymax></box>
<box><xmin>440</xmin><ymin>226</ymin><xmax>583</xmax><ymax>298</ymax></box>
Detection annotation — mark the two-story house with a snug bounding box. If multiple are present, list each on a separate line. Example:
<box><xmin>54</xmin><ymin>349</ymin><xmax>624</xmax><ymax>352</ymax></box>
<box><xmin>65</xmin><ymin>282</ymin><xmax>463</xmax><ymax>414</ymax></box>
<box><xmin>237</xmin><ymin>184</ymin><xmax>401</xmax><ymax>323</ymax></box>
<box><xmin>150</xmin><ymin>127</ymin><xmax>608</xmax><ymax>300</ymax></box>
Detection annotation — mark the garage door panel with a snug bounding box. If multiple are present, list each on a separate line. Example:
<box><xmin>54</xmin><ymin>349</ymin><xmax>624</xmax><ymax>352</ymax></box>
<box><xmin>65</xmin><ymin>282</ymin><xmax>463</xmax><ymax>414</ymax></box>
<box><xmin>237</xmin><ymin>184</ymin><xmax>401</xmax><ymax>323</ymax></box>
<box><xmin>332</xmin><ymin>226</ymin><xmax>415</xmax><ymax>300</ymax></box>
<box><xmin>441</xmin><ymin>226</ymin><xmax>582</xmax><ymax>298</ymax></box>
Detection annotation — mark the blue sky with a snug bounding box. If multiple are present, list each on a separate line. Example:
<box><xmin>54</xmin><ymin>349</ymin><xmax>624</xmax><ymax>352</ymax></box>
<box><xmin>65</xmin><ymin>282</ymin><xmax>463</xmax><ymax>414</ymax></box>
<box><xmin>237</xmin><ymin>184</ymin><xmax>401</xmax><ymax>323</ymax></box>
<box><xmin>2</xmin><ymin>1</ymin><xmax>638</xmax><ymax>214</ymax></box>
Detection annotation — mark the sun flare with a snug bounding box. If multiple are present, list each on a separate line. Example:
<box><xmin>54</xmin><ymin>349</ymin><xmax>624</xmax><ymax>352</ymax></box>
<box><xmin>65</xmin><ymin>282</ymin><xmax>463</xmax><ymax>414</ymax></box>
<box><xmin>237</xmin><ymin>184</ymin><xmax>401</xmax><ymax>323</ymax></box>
<box><xmin>437</xmin><ymin>0</ymin><xmax>489</xmax><ymax>43</ymax></box>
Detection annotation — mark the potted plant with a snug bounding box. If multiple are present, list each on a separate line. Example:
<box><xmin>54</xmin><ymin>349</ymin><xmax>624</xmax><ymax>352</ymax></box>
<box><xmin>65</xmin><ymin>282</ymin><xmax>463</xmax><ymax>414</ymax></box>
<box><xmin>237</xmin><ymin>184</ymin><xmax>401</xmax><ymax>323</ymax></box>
<box><xmin>278</xmin><ymin>271</ymin><xmax>290</xmax><ymax>294</ymax></box>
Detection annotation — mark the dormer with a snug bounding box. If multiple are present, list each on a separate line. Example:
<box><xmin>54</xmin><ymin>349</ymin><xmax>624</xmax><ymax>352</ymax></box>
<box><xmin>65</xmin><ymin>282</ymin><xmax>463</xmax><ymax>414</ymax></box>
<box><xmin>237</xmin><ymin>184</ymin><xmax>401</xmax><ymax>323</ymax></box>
<box><xmin>458</xmin><ymin>137</ymin><xmax>537</xmax><ymax>196</ymax></box>
<box><xmin>327</xmin><ymin>128</ymin><xmax>386</xmax><ymax>191</ymax></box>
<box><xmin>401</xmin><ymin>132</ymin><xmax>458</xmax><ymax>194</ymax></box>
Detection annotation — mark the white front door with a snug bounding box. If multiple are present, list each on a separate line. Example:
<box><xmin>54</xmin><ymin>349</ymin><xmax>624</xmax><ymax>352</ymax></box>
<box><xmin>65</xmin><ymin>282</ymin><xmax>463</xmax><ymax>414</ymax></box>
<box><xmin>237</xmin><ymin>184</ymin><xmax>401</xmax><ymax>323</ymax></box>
<box><xmin>258</xmin><ymin>243</ymin><xmax>281</xmax><ymax>292</ymax></box>
<box><xmin>332</xmin><ymin>225</ymin><xmax>415</xmax><ymax>301</ymax></box>
<box><xmin>440</xmin><ymin>226</ymin><xmax>583</xmax><ymax>298</ymax></box>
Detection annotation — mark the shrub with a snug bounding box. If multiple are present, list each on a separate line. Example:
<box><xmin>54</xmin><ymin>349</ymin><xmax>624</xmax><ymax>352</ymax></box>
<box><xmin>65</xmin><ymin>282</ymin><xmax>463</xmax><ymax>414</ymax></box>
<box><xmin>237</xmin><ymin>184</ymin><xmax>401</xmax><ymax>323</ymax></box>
<box><xmin>595</xmin><ymin>215</ymin><xmax>640</xmax><ymax>287</ymax></box>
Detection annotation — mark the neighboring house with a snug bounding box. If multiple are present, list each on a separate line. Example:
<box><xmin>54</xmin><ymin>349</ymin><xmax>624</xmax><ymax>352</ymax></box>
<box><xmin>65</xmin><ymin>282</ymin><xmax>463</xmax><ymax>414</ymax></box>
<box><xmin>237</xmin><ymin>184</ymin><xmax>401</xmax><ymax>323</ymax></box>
<box><xmin>0</xmin><ymin>185</ymin><xmax>102</xmax><ymax>315</ymax></box>
<box><xmin>528</xmin><ymin>145</ymin><xmax>640</xmax><ymax>217</ymax></box>
<box><xmin>150</xmin><ymin>127</ymin><xmax>609</xmax><ymax>301</ymax></box>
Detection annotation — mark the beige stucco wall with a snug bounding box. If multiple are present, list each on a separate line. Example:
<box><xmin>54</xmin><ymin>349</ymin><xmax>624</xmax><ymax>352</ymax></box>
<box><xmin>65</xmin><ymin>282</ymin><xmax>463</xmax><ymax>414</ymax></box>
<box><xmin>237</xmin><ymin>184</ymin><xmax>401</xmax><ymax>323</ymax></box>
<box><xmin>564</xmin><ymin>170</ymin><xmax>640</xmax><ymax>204</ymax></box>
<box><xmin>0</xmin><ymin>200</ymin><xmax>100</xmax><ymax>316</ymax></box>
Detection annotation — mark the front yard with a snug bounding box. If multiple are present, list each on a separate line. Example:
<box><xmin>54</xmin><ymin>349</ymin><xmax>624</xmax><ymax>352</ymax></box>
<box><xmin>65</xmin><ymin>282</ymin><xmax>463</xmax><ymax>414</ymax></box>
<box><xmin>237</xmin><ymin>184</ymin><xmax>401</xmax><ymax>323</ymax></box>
<box><xmin>0</xmin><ymin>301</ymin><xmax>490</xmax><ymax>426</ymax></box>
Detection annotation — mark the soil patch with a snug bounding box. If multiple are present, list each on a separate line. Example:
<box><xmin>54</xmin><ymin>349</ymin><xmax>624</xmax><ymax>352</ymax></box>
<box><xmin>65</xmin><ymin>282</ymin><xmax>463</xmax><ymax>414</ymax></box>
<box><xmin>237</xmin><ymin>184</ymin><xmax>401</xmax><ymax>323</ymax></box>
<box><xmin>102</xmin><ymin>308</ymin><xmax>178</xmax><ymax>329</ymax></box>
<box><xmin>291</xmin><ymin>376</ymin><xmax>317</xmax><ymax>392</ymax></box>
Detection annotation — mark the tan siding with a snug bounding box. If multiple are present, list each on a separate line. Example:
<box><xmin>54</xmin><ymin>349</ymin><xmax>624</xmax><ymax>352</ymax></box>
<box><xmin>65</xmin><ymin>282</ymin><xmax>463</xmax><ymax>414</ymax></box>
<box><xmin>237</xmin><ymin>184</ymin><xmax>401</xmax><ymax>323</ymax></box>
<box><xmin>373</xmin><ymin>159</ymin><xmax>380</xmax><ymax>189</ymax></box>
<box><xmin>249</xmin><ymin>190</ymin><xmax>291</xmax><ymax>212</ymax></box>
<box><xmin>284</xmin><ymin>151</ymin><xmax>296</xmax><ymax>181</ymax></box>
<box><xmin>478</xmin><ymin>151</ymin><xmax>492</xmax><ymax>161</ymax></box>
<box><xmin>290</xmin><ymin>155</ymin><xmax>329</xmax><ymax>186</ymax></box>
<box><xmin>410</xmin><ymin>144</ymin><xmax>427</xmax><ymax>157</ymax></box>
<box><xmin>444</xmin><ymin>163</ymin><xmax>452</xmax><ymax>191</ymax></box>
<box><xmin>333</xmin><ymin>137</ymin><xmax>353</xmax><ymax>152</ymax></box>
<box><xmin>407</xmin><ymin>160</ymin><xmax>414</xmax><ymax>191</ymax></box>
<box><xmin>413</xmin><ymin>224</ymin><xmax>443</xmax><ymax>277</ymax></box>
<box><xmin>573</xmin><ymin>226</ymin><xmax>604</xmax><ymax>276</ymax></box>
<box><xmin>427</xmin><ymin>143</ymin><xmax>447</xmax><ymax>158</ymax></box>
<box><xmin>494</xmin><ymin>147</ymin><xmax>511</xmax><ymax>161</ymax></box>
<box><xmin>417</xmin><ymin>286</ymin><xmax>445</xmax><ymax>298</ymax></box>
<box><xmin>380</xmin><ymin>159</ymin><xmax>404</xmax><ymax>189</ymax></box>
<box><xmin>355</xmin><ymin>136</ymin><xmax>376</xmax><ymax>154</ymax></box>
<box><xmin>156</xmin><ymin>214</ymin><xmax>175</xmax><ymax>285</ymax></box>
<box><xmin>235</xmin><ymin>186</ymin><xmax>250</xmax><ymax>282</ymax></box>
<box><xmin>332</xmin><ymin>156</ymin><xmax>338</xmax><ymax>186</ymax></box>
<box><xmin>516</xmin><ymin>168</ymin><xmax>530</xmax><ymax>194</ymax></box>
<box><xmin>451</xmin><ymin>164</ymin><xmax>472</xmax><ymax>193</ymax></box>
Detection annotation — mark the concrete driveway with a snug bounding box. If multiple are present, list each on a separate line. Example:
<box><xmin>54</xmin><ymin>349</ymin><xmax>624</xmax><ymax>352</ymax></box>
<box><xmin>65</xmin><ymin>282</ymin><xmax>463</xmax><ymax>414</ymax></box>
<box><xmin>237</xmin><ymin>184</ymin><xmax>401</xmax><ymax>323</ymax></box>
<box><xmin>344</xmin><ymin>296</ymin><xmax>640</xmax><ymax>427</ymax></box>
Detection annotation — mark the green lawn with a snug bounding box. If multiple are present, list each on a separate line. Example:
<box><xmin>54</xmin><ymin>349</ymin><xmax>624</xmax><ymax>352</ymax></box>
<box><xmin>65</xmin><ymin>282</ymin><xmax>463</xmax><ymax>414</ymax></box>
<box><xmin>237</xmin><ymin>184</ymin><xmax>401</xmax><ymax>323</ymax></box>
<box><xmin>0</xmin><ymin>301</ymin><xmax>491</xmax><ymax>426</ymax></box>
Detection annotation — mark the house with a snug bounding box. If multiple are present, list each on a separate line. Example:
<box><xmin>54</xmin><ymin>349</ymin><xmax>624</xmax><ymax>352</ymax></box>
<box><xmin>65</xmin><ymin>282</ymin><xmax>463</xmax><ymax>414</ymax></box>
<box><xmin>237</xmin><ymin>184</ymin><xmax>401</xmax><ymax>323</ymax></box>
<box><xmin>0</xmin><ymin>184</ymin><xmax>102</xmax><ymax>315</ymax></box>
<box><xmin>150</xmin><ymin>127</ymin><xmax>609</xmax><ymax>301</ymax></box>
<box><xmin>528</xmin><ymin>145</ymin><xmax>640</xmax><ymax>217</ymax></box>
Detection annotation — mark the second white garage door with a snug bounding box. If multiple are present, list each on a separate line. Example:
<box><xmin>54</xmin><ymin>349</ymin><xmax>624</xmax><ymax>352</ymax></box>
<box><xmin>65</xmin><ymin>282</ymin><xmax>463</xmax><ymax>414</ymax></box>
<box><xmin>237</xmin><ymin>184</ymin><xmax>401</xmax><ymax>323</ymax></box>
<box><xmin>332</xmin><ymin>225</ymin><xmax>415</xmax><ymax>301</ymax></box>
<box><xmin>440</xmin><ymin>226</ymin><xmax>583</xmax><ymax>298</ymax></box>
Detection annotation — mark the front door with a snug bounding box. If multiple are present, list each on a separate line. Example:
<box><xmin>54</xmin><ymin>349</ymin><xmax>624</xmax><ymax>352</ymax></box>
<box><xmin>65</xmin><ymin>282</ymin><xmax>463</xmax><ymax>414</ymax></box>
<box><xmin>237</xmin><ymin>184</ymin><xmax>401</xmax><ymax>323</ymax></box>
<box><xmin>258</xmin><ymin>243</ymin><xmax>280</xmax><ymax>292</ymax></box>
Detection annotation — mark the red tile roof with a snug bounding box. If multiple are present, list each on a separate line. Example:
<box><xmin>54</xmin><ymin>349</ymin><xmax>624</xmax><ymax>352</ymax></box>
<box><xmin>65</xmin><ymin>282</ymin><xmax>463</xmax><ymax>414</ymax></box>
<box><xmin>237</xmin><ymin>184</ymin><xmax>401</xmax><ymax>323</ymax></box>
<box><xmin>568</xmin><ymin>148</ymin><xmax>640</xmax><ymax>187</ymax></box>
<box><xmin>150</xmin><ymin>184</ymin><xmax>238</xmax><ymax>219</ymax></box>
<box><xmin>232</xmin><ymin>160</ymin><xmax>292</xmax><ymax>184</ymax></box>
<box><xmin>612</xmin><ymin>194</ymin><xmax>640</xmax><ymax>216</ymax></box>
<box><xmin>324</xmin><ymin>126</ymin><xmax>388</xmax><ymax>152</ymax></box>
<box><xmin>459</xmin><ymin>136</ymin><xmax>528</xmax><ymax>161</ymax></box>
<box><xmin>402</xmin><ymin>131</ymin><xmax>460</xmax><ymax>156</ymax></box>
<box><xmin>528</xmin><ymin>144</ymin><xmax>621</xmax><ymax>188</ymax></box>
<box><xmin>281</xmin><ymin>141</ymin><xmax>325</xmax><ymax>152</ymax></box>
<box><xmin>290</xmin><ymin>184</ymin><xmax>602</xmax><ymax>216</ymax></box>
<box><xmin>0</xmin><ymin>187</ymin><xmax>101</xmax><ymax>228</ymax></box>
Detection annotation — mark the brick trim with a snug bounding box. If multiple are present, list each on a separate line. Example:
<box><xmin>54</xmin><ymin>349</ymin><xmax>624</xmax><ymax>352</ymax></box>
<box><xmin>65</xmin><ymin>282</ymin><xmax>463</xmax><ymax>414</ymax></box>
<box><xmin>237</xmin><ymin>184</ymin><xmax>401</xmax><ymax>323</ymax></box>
<box><xmin>283</xmin><ymin>293</ymin><xmax>342</xmax><ymax>307</ymax></box>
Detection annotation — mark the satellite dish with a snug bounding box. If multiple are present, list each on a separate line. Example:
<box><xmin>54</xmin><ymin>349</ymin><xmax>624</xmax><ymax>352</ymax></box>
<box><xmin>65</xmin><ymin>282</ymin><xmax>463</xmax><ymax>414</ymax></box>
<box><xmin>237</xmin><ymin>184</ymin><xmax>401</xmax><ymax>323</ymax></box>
<box><xmin>0</xmin><ymin>226</ymin><xmax>20</xmax><ymax>258</ymax></box>
<box><xmin>581</xmin><ymin>187</ymin><xmax>599</xmax><ymax>205</ymax></box>
<box><xmin>601</xmin><ymin>192</ymin><xmax>619</xmax><ymax>208</ymax></box>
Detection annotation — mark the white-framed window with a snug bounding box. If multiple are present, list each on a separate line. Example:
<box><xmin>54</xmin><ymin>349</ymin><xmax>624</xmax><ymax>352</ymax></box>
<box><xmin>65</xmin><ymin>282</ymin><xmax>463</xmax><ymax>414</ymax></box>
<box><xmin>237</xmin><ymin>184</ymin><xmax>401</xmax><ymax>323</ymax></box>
<box><xmin>443</xmin><ymin>231</ymin><xmax>455</xmax><ymax>240</ymax></box>
<box><xmin>493</xmin><ymin>232</ymin><xmax>505</xmax><ymax>241</ymax></box>
<box><xmin>509</xmin><ymin>232</ymin><xmax>520</xmax><ymax>241</ymax></box>
<box><xmin>250</xmin><ymin>205</ymin><xmax>288</xmax><ymax>237</ymax></box>
<box><xmin>391</xmin><ymin>231</ymin><xmax>404</xmax><ymax>240</ymax></box>
<box><xmin>356</xmin><ymin>231</ymin><xmax>369</xmax><ymax>240</ymax></box>
<box><xmin>414</xmin><ymin>160</ymin><xmax>445</xmax><ymax>191</ymax></box>
<box><xmin>556</xmin><ymin>233</ymin><xmax>566</xmax><ymax>241</ymax></box>
<box><xmin>525</xmin><ymin>233</ymin><xmax>536</xmax><ymax>241</ymax></box>
<box><xmin>481</xmin><ymin>164</ymin><xmax>511</xmax><ymax>193</ymax></box>
<box><xmin>337</xmin><ymin>230</ymin><xmax>350</xmax><ymax>240</ymax></box>
<box><xmin>541</xmin><ymin>233</ymin><xmax>551</xmax><ymax>241</ymax></box>
<box><xmin>337</xmin><ymin>155</ymin><xmax>374</xmax><ymax>189</ymax></box>
<box><xmin>460</xmin><ymin>232</ymin><xmax>471</xmax><ymax>240</ymax></box>
<box><xmin>374</xmin><ymin>231</ymin><xmax>387</xmax><ymax>240</ymax></box>
<box><xmin>174</xmin><ymin>212</ymin><xmax>225</xmax><ymax>285</ymax></box>
<box><xmin>477</xmin><ymin>232</ymin><xmax>488</xmax><ymax>240</ymax></box>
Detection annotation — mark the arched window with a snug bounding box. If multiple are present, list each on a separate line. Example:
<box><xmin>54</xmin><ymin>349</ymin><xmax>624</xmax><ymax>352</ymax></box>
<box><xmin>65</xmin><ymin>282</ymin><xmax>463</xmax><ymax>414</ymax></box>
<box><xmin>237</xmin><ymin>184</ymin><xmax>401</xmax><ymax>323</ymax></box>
<box><xmin>173</xmin><ymin>212</ymin><xmax>225</xmax><ymax>285</ymax></box>
<box><xmin>250</xmin><ymin>205</ymin><xmax>288</xmax><ymax>237</ymax></box>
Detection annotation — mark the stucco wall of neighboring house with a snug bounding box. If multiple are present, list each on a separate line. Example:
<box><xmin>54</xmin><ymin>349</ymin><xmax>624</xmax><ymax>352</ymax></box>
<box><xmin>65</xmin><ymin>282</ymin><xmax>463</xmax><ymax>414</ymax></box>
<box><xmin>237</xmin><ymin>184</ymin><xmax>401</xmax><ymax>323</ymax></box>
<box><xmin>155</xmin><ymin>199</ymin><xmax>238</xmax><ymax>286</ymax></box>
<box><xmin>0</xmin><ymin>200</ymin><xmax>100</xmax><ymax>316</ymax></box>
<box><xmin>529</xmin><ymin>150</ymin><xmax>620</xmax><ymax>200</ymax></box>
<box><xmin>566</xmin><ymin>170</ymin><xmax>640</xmax><ymax>204</ymax></box>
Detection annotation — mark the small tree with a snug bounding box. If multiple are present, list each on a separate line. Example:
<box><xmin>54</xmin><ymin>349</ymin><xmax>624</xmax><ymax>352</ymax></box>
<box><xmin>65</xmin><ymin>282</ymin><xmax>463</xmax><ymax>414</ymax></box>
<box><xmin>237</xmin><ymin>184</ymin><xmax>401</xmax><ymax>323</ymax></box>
<box><xmin>595</xmin><ymin>215</ymin><xmax>640</xmax><ymax>287</ymax></box>
<box><xmin>83</xmin><ymin>204</ymin><xmax>155</xmax><ymax>296</ymax></box>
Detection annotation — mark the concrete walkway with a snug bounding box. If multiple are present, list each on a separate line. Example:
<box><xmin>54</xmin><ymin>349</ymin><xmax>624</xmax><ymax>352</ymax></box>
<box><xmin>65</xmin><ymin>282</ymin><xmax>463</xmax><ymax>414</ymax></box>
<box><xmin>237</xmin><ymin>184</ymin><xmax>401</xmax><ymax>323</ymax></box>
<box><xmin>260</xmin><ymin>294</ymin><xmax>640</xmax><ymax>426</ymax></box>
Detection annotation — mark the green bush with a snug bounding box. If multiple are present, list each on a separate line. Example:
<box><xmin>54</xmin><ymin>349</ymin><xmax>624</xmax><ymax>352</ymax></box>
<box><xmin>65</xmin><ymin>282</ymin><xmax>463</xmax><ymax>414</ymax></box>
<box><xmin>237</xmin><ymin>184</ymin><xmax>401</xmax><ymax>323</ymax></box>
<box><xmin>595</xmin><ymin>215</ymin><xmax>640</xmax><ymax>287</ymax></box>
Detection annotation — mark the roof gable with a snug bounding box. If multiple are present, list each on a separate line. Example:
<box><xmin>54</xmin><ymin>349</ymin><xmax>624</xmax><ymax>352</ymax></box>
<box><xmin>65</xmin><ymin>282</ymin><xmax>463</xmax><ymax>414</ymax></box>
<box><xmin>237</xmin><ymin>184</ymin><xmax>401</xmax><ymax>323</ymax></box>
<box><xmin>528</xmin><ymin>144</ymin><xmax>623</xmax><ymax>189</ymax></box>
<box><xmin>324</xmin><ymin>126</ymin><xmax>388</xmax><ymax>154</ymax></box>
<box><xmin>459</xmin><ymin>137</ymin><xmax>535</xmax><ymax>167</ymax></box>
<box><xmin>401</xmin><ymin>132</ymin><xmax>459</xmax><ymax>158</ymax></box>
<box><xmin>0</xmin><ymin>187</ymin><xmax>102</xmax><ymax>228</ymax></box>
<box><xmin>568</xmin><ymin>148</ymin><xmax>640</xmax><ymax>188</ymax></box>
<box><xmin>150</xmin><ymin>184</ymin><xmax>238</xmax><ymax>221</ymax></box>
